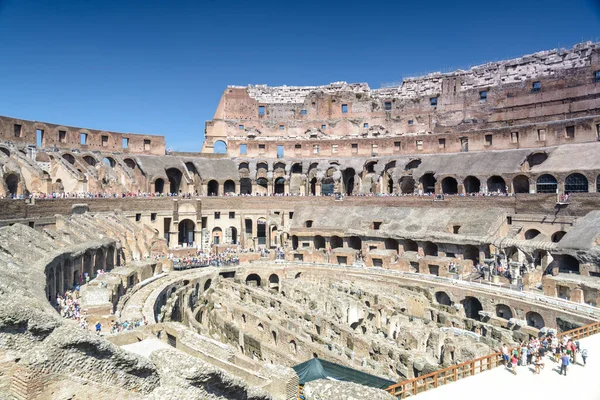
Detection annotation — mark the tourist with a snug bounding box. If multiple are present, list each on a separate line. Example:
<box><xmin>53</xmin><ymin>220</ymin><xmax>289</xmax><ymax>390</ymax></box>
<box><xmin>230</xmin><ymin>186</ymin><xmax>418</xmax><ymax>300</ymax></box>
<box><xmin>581</xmin><ymin>348</ymin><xmax>588</xmax><ymax>366</ymax></box>
<box><xmin>501</xmin><ymin>344</ymin><xmax>509</xmax><ymax>365</ymax></box>
<box><xmin>560</xmin><ymin>352</ymin><xmax>570</xmax><ymax>376</ymax></box>
<box><xmin>510</xmin><ymin>353</ymin><xmax>519</xmax><ymax>375</ymax></box>
<box><xmin>95</xmin><ymin>322</ymin><xmax>102</xmax><ymax>335</ymax></box>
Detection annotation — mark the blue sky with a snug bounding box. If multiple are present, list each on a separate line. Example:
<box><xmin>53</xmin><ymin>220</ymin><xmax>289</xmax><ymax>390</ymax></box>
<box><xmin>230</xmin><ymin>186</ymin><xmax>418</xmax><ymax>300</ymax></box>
<box><xmin>0</xmin><ymin>0</ymin><xmax>599</xmax><ymax>151</ymax></box>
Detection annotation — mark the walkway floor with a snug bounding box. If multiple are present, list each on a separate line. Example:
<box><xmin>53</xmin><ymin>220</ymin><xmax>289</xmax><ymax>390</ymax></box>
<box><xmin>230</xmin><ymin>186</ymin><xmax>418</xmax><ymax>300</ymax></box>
<box><xmin>414</xmin><ymin>334</ymin><xmax>600</xmax><ymax>400</ymax></box>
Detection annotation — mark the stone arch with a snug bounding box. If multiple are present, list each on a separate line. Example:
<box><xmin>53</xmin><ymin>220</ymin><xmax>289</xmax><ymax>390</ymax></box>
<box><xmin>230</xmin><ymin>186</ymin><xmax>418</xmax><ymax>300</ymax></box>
<box><xmin>213</xmin><ymin>140</ymin><xmax>227</xmax><ymax>154</ymax></box>
<box><xmin>536</xmin><ymin>174</ymin><xmax>557</xmax><ymax>193</ymax></box>
<box><xmin>178</xmin><ymin>219</ymin><xmax>195</xmax><ymax>246</ymax></box>
<box><xmin>435</xmin><ymin>291</ymin><xmax>452</xmax><ymax>306</ymax></box>
<box><xmin>551</xmin><ymin>231</ymin><xmax>567</xmax><ymax>243</ymax></box>
<box><xmin>256</xmin><ymin>178</ymin><xmax>268</xmax><ymax>195</ymax></box>
<box><xmin>343</xmin><ymin>168</ymin><xmax>356</xmax><ymax>195</ymax></box>
<box><xmin>524</xmin><ymin>229</ymin><xmax>541</xmax><ymax>240</ymax></box>
<box><xmin>0</xmin><ymin>147</ymin><xmax>10</xmax><ymax>157</ymax></box>
<box><xmin>240</xmin><ymin>178</ymin><xmax>252</xmax><ymax>194</ymax></box>
<box><xmin>496</xmin><ymin>304</ymin><xmax>513</xmax><ymax>320</ymax></box>
<box><xmin>399</xmin><ymin>176</ymin><xmax>415</xmax><ymax>194</ymax></box>
<box><xmin>212</xmin><ymin>227</ymin><xmax>222</xmax><ymax>245</ymax></box>
<box><xmin>384</xmin><ymin>238</ymin><xmax>399</xmax><ymax>251</ymax></box>
<box><xmin>405</xmin><ymin>159</ymin><xmax>421</xmax><ymax>170</ymax></box>
<box><xmin>512</xmin><ymin>175</ymin><xmax>530</xmax><ymax>194</ymax></box>
<box><xmin>229</xmin><ymin>226</ymin><xmax>238</xmax><ymax>245</ymax></box>
<box><xmin>403</xmin><ymin>239</ymin><xmax>418</xmax><ymax>252</ymax></box>
<box><xmin>268</xmin><ymin>274</ymin><xmax>280</xmax><ymax>291</ymax></box>
<box><xmin>550</xmin><ymin>254</ymin><xmax>579</xmax><ymax>273</ymax></box>
<box><xmin>166</xmin><ymin>168</ymin><xmax>183</xmax><ymax>194</ymax></box>
<box><xmin>423</xmin><ymin>241</ymin><xmax>438</xmax><ymax>256</ymax></box>
<box><xmin>330</xmin><ymin>236</ymin><xmax>343</xmax><ymax>249</ymax></box>
<box><xmin>274</xmin><ymin>177</ymin><xmax>285</xmax><ymax>194</ymax></box>
<box><xmin>289</xmin><ymin>340</ymin><xmax>297</xmax><ymax>354</ymax></box>
<box><xmin>464</xmin><ymin>176</ymin><xmax>481</xmax><ymax>194</ymax></box>
<box><xmin>245</xmin><ymin>273</ymin><xmax>261</xmax><ymax>287</ymax></box>
<box><xmin>564</xmin><ymin>173</ymin><xmax>589</xmax><ymax>193</ymax></box>
<box><xmin>291</xmin><ymin>163</ymin><xmax>302</xmax><ymax>174</ymax></box>
<box><xmin>223</xmin><ymin>180</ymin><xmax>235</xmax><ymax>194</ymax></box>
<box><xmin>487</xmin><ymin>175</ymin><xmax>506</xmax><ymax>193</ymax></box>
<box><xmin>154</xmin><ymin>178</ymin><xmax>165</xmax><ymax>194</ymax></box>
<box><xmin>348</xmin><ymin>236</ymin><xmax>362</xmax><ymax>250</ymax></box>
<box><xmin>525</xmin><ymin>311</ymin><xmax>544</xmax><ymax>329</ymax></box>
<box><xmin>83</xmin><ymin>155</ymin><xmax>97</xmax><ymax>166</ymax></box>
<box><xmin>441</xmin><ymin>177</ymin><xmax>458</xmax><ymax>194</ymax></box>
<box><xmin>207</xmin><ymin>180</ymin><xmax>219</xmax><ymax>196</ymax></box>
<box><xmin>5</xmin><ymin>174</ymin><xmax>19</xmax><ymax>196</ymax></box>
<box><xmin>103</xmin><ymin>157</ymin><xmax>116</xmax><ymax>168</ymax></box>
<box><xmin>204</xmin><ymin>279</ymin><xmax>212</xmax><ymax>291</ymax></box>
<box><xmin>420</xmin><ymin>173</ymin><xmax>436</xmax><ymax>194</ymax></box>
<box><xmin>63</xmin><ymin>153</ymin><xmax>75</xmax><ymax>164</ymax></box>
<box><xmin>124</xmin><ymin>158</ymin><xmax>136</xmax><ymax>169</ymax></box>
<box><xmin>461</xmin><ymin>296</ymin><xmax>483</xmax><ymax>321</ymax></box>
<box><xmin>314</xmin><ymin>235</ymin><xmax>325</xmax><ymax>250</ymax></box>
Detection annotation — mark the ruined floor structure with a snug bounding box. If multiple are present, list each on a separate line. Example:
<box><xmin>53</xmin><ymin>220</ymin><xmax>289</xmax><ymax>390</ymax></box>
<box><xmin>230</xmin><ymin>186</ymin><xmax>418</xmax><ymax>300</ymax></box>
<box><xmin>0</xmin><ymin>42</ymin><xmax>600</xmax><ymax>399</ymax></box>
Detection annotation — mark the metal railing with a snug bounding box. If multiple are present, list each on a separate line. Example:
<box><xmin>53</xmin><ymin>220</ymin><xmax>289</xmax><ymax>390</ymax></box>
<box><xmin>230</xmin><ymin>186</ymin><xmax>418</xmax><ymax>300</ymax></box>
<box><xmin>385</xmin><ymin>320</ymin><xmax>600</xmax><ymax>398</ymax></box>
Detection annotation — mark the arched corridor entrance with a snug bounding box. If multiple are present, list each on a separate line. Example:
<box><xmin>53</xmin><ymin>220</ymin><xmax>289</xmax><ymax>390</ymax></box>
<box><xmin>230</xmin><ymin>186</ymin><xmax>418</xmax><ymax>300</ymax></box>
<box><xmin>224</xmin><ymin>180</ymin><xmax>235</xmax><ymax>194</ymax></box>
<box><xmin>178</xmin><ymin>219</ymin><xmax>195</xmax><ymax>246</ymax></box>
<box><xmin>154</xmin><ymin>178</ymin><xmax>165</xmax><ymax>194</ymax></box>
<box><xmin>166</xmin><ymin>168</ymin><xmax>183</xmax><ymax>194</ymax></box>
<box><xmin>207</xmin><ymin>180</ymin><xmax>219</xmax><ymax>196</ymax></box>
<box><xmin>5</xmin><ymin>174</ymin><xmax>19</xmax><ymax>196</ymax></box>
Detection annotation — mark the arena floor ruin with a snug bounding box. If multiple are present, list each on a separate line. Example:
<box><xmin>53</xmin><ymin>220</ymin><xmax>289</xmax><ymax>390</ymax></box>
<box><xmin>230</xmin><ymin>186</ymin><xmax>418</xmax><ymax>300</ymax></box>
<box><xmin>1</xmin><ymin>42</ymin><xmax>600</xmax><ymax>399</ymax></box>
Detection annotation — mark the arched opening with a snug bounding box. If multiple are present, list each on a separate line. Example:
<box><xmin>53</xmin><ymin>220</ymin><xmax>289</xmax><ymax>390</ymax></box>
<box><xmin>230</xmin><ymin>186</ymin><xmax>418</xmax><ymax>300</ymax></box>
<box><xmin>204</xmin><ymin>279</ymin><xmax>212</xmax><ymax>291</ymax></box>
<box><xmin>240</xmin><ymin>178</ymin><xmax>252</xmax><ymax>194</ymax></box>
<box><xmin>550</xmin><ymin>254</ymin><xmax>580</xmax><ymax>273</ymax></box>
<box><xmin>166</xmin><ymin>168</ymin><xmax>183</xmax><ymax>194</ymax></box>
<box><xmin>526</xmin><ymin>152</ymin><xmax>548</xmax><ymax>168</ymax></box>
<box><xmin>178</xmin><ymin>219</ymin><xmax>195</xmax><ymax>246</ymax></box>
<box><xmin>291</xmin><ymin>235</ymin><xmax>299</xmax><ymax>250</ymax></box>
<box><xmin>185</xmin><ymin>162</ymin><xmax>197</xmax><ymax>175</ymax></box>
<box><xmin>103</xmin><ymin>157</ymin><xmax>116</xmax><ymax>168</ymax></box>
<box><xmin>496</xmin><ymin>304</ymin><xmax>513</xmax><ymax>320</ymax></box>
<box><xmin>435</xmin><ymin>292</ymin><xmax>452</xmax><ymax>306</ymax></box>
<box><xmin>213</xmin><ymin>140</ymin><xmax>227</xmax><ymax>154</ymax></box>
<box><xmin>536</xmin><ymin>174</ymin><xmax>557</xmax><ymax>193</ymax></box>
<box><xmin>310</xmin><ymin>177</ymin><xmax>317</xmax><ymax>196</ymax></box>
<box><xmin>274</xmin><ymin>177</ymin><xmax>285</xmax><ymax>194</ymax></box>
<box><xmin>291</xmin><ymin>163</ymin><xmax>302</xmax><ymax>174</ymax></box>
<box><xmin>441</xmin><ymin>177</ymin><xmax>458</xmax><ymax>195</ymax></box>
<box><xmin>94</xmin><ymin>248</ymin><xmax>104</xmax><ymax>274</ymax></box>
<box><xmin>512</xmin><ymin>175</ymin><xmax>530</xmax><ymax>194</ymax></box>
<box><xmin>245</xmin><ymin>273</ymin><xmax>261</xmax><ymax>287</ymax></box>
<box><xmin>289</xmin><ymin>340</ymin><xmax>297</xmax><ymax>354</ymax></box>
<box><xmin>230</xmin><ymin>227</ymin><xmax>238</xmax><ymax>245</ymax></box>
<box><xmin>524</xmin><ymin>229</ymin><xmax>541</xmax><ymax>240</ymax></box>
<box><xmin>63</xmin><ymin>154</ymin><xmax>75</xmax><ymax>164</ymax></box>
<box><xmin>551</xmin><ymin>231</ymin><xmax>567</xmax><ymax>243</ymax></box>
<box><xmin>399</xmin><ymin>176</ymin><xmax>415</xmax><ymax>194</ymax></box>
<box><xmin>423</xmin><ymin>241</ymin><xmax>438</xmax><ymax>257</ymax></box>
<box><xmin>154</xmin><ymin>178</ymin><xmax>165</xmax><ymax>194</ymax></box>
<box><xmin>268</xmin><ymin>274</ymin><xmax>280</xmax><ymax>291</ymax></box>
<box><xmin>256</xmin><ymin>178</ymin><xmax>268</xmax><ymax>195</ymax></box>
<box><xmin>330</xmin><ymin>236</ymin><xmax>343</xmax><ymax>249</ymax></box>
<box><xmin>404</xmin><ymin>239</ymin><xmax>418</xmax><ymax>252</ymax></box>
<box><xmin>83</xmin><ymin>156</ymin><xmax>97</xmax><ymax>166</ymax></box>
<box><xmin>0</xmin><ymin>147</ymin><xmax>10</xmax><ymax>157</ymax></box>
<box><xmin>365</xmin><ymin>161</ymin><xmax>377</xmax><ymax>174</ymax></box>
<box><xmin>564</xmin><ymin>173</ymin><xmax>588</xmax><ymax>193</ymax></box>
<box><xmin>343</xmin><ymin>168</ymin><xmax>356</xmax><ymax>195</ymax></box>
<box><xmin>348</xmin><ymin>236</ymin><xmax>362</xmax><ymax>251</ymax></box>
<box><xmin>525</xmin><ymin>311</ymin><xmax>545</xmax><ymax>329</ymax></box>
<box><xmin>387</xmin><ymin>176</ymin><xmax>394</xmax><ymax>194</ymax></box>
<box><xmin>463</xmin><ymin>245</ymin><xmax>479</xmax><ymax>263</ymax></box>
<box><xmin>420</xmin><ymin>173</ymin><xmax>436</xmax><ymax>194</ymax></box>
<box><xmin>207</xmin><ymin>180</ymin><xmax>219</xmax><ymax>196</ymax></box>
<box><xmin>224</xmin><ymin>180</ymin><xmax>235</xmax><ymax>194</ymax></box>
<box><xmin>314</xmin><ymin>235</ymin><xmax>325</xmax><ymax>250</ymax></box>
<box><xmin>212</xmin><ymin>227</ymin><xmax>222</xmax><ymax>245</ymax></box>
<box><xmin>106</xmin><ymin>246</ymin><xmax>115</xmax><ymax>271</ymax></box>
<box><xmin>257</xmin><ymin>218</ymin><xmax>267</xmax><ymax>246</ymax></box>
<box><xmin>321</xmin><ymin>176</ymin><xmax>334</xmax><ymax>196</ymax></box>
<box><xmin>5</xmin><ymin>174</ymin><xmax>19</xmax><ymax>196</ymax></box>
<box><xmin>405</xmin><ymin>159</ymin><xmax>421</xmax><ymax>170</ymax></box>
<box><xmin>487</xmin><ymin>176</ymin><xmax>506</xmax><ymax>193</ymax></box>
<box><xmin>463</xmin><ymin>176</ymin><xmax>481</xmax><ymax>194</ymax></box>
<box><xmin>461</xmin><ymin>296</ymin><xmax>483</xmax><ymax>321</ymax></box>
<box><xmin>384</xmin><ymin>238</ymin><xmax>399</xmax><ymax>251</ymax></box>
<box><xmin>124</xmin><ymin>158</ymin><xmax>136</xmax><ymax>169</ymax></box>
<box><xmin>272</xmin><ymin>331</ymin><xmax>277</xmax><ymax>345</ymax></box>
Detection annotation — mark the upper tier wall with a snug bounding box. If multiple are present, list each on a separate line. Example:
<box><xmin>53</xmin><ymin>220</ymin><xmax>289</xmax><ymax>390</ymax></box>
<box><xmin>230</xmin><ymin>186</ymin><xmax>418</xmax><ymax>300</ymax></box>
<box><xmin>203</xmin><ymin>42</ymin><xmax>600</xmax><ymax>156</ymax></box>
<box><xmin>0</xmin><ymin>115</ymin><xmax>166</xmax><ymax>155</ymax></box>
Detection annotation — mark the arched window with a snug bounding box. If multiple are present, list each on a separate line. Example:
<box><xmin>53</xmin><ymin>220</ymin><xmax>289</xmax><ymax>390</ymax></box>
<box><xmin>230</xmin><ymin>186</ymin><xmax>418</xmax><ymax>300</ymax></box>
<box><xmin>441</xmin><ymin>177</ymin><xmax>458</xmax><ymax>194</ymax></box>
<box><xmin>487</xmin><ymin>176</ymin><xmax>506</xmax><ymax>193</ymax></box>
<box><xmin>512</xmin><ymin>175</ymin><xmax>530</xmax><ymax>194</ymax></box>
<box><xmin>463</xmin><ymin>176</ymin><xmax>481</xmax><ymax>194</ymax></box>
<box><xmin>524</xmin><ymin>229</ymin><xmax>541</xmax><ymax>240</ymax></box>
<box><xmin>420</xmin><ymin>173</ymin><xmax>436</xmax><ymax>194</ymax></box>
<box><xmin>564</xmin><ymin>173</ymin><xmax>588</xmax><ymax>193</ymax></box>
<box><xmin>213</xmin><ymin>140</ymin><xmax>227</xmax><ymax>154</ymax></box>
<box><xmin>399</xmin><ymin>176</ymin><xmax>415</xmax><ymax>194</ymax></box>
<box><xmin>207</xmin><ymin>180</ymin><xmax>219</xmax><ymax>196</ymax></box>
<box><xmin>330</xmin><ymin>236</ymin><xmax>343</xmax><ymax>249</ymax></box>
<box><xmin>103</xmin><ymin>157</ymin><xmax>116</xmax><ymax>168</ymax></box>
<box><xmin>223</xmin><ymin>180</ymin><xmax>235</xmax><ymax>194</ymax></box>
<box><xmin>536</xmin><ymin>174</ymin><xmax>557</xmax><ymax>193</ymax></box>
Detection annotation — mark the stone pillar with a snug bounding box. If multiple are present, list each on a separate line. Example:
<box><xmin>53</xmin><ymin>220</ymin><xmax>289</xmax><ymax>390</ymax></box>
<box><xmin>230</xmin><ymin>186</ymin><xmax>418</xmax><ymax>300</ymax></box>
<box><xmin>201</xmin><ymin>183</ymin><xmax>208</xmax><ymax>196</ymax></box>
<box><xmin>235</xmin><ymin>182</ymin><xmax>241</xmax><ymax>194</ymax></box>
<box><xmin>570</xmin><ymin>288</ymin><xmax>584</xmax><ymax>303</ymax></box>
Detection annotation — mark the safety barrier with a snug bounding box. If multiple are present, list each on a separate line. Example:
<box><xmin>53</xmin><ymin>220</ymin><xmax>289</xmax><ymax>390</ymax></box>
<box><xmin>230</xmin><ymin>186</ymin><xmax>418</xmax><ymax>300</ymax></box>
<box><xmin>385</xmin><ymin>320</ymin><xmax>600</xmax><ymax>398</ymax></box>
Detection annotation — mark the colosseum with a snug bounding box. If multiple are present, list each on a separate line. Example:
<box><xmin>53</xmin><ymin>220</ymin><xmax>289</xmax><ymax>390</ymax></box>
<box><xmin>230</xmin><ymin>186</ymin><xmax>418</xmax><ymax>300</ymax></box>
<box><xmin>1</xmin><ymin>42</ymin><xmax>600</xmax><ymax>399</ymax></box>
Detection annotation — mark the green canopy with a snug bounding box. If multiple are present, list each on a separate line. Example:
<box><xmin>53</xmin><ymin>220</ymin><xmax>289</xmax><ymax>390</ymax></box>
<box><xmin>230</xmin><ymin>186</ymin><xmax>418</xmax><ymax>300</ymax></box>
<box><xmin>293</xmin><ymin>358</ymin><xmax>395</xmax><ymax>390</ymax></box>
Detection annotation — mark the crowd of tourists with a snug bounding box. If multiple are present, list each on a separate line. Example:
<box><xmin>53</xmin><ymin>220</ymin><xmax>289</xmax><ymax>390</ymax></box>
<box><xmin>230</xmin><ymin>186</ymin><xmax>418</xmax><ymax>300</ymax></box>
<box><xmin>157</xmin><ymin>248</ymin><xmax>241</xmax><ymax>269</ymax></box>
<box><xmin>109</xmin><ymin>316</ymin><xmax>148</xmax><ymax>333</ymax></box>
<box><xmin>501</xmin><ymin>333</ymin><xmax>588</xmax><ymax>376</ymax></box>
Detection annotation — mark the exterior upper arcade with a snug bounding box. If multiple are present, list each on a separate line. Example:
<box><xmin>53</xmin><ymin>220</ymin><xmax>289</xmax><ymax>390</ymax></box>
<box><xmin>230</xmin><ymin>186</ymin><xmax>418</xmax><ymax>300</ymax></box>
<box><xmin>203</xmin><ymin>42</ymin><xmax>600</xmax><ymax>157</ymax></box>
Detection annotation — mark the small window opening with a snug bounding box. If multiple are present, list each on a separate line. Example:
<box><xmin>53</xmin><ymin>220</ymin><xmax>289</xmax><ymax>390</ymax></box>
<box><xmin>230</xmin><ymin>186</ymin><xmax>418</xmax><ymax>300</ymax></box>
<box><xmin>144</xmin><ymin>139</ymin><xmax>151</xmax><ymax>151</ymax></box>
<box><xmin>537</xmin><ymin>129</ymin><xmax>546</xmax><ymax>141</ymax></box>
<box><xmin>214</xmin><ymin>212</ymin><xmax>220</xmax><ymax>219</ymax></box>
<box><xmin>373</xmin><ymin>221</ymin><xmax>382</xmax><ymax>230</ymax></box>
<box><xmin>438</xmin><ymin>138</ymin><xmax>446</xmax><ymax>149</ymax></box>
<box><xmin>341</xmin><ymin>104</ymin><xmax>348</xmax><ymax>113</ymax></box>
<box><xmin>239</xmin><ymin>124</ymin><xmax>244</xmax><ymax>130</ymax></box>
<box><xmin>279</xmin><ymin>125</ymin><xmax>284</xmax><ymax>130</ymax></box>
<box><xmin>532</xmin><ymin>81</ymin><xmax>541</xmax><ymax>92</ymax></box>
<box><xmin>305</xmin><ymin>220</ymin><xmax>313</xmax><ymax>228</ymax></box>
<box><xmin>511</xmin><ymin>132</ymin><xmax>519</xmax><ymax>144</ymax></box>
<box><xmin>321</xmin><ymin>124</ymin><xmax>326</xmax><ymax>130</ymax></box>
<box><xmin>240</xmin><ymin>144</ymin><xmax>247</xmax><ymax>155</ymax></box>
<box><xmin>14</xmin><ymin>124</ymin><xmax>22</xmax><ymax>138</ymax></box>
<box><xmin>384</xmin><ymin>101</ymin><xmax>392</xmax><ymax>111</ymax></box>
<box><xmin>394</xmin><ymin>141</ymin><xmax>401</xmax><ymax>151</ymax></box>
<box><xmin>135</xmin><ymin>213</ymin><xmax>141</xmax><ymax>222</ymax></box>
<box><xmin>300</xmin><ymin>109</ymin><xmax>307</xmax><ymax>115</ymax></box>
<box><xmin>80</xmin><ymin>133</ymin><xmax>88</xmax><ymax>145</ymax></box>
<box><xmin>59</xmin><ymin>130</ymin><xmax>67</xmax><ymax>143</ymax></box>
<box><xmin>453</xmin><ymin>225</ymin><xmax>461</xmax><ymax>234</ymax></box>
<box><xmin>229</xmin><ymin>211</ymin><xmax>235</xmax><ymax>219</ymax></box>
<box><xmin>364</xmin><ymin>123</ymin><xmax>369</xmax><ymax>128</ymax></box>
<box><xmin>484</xmin><ymin>134</ymin><xmax>492</xmax><ymax>146</ymax></box>
<box><xmin>351</xmin><ymin>143</ymin><xmax>358</xmax><ymax>154</ymax></box>
<box><xmin>430</xmin><ymin>97</ymin><xmax>438</xmax><ymax>106</ymax></box>
<box><xmin>258</xmin><ymin>106</ymin><xmax>265</xmax><ymax>116</ymax></box>
<box><xmin>151</xmin><ymin>213</ymin><xmax>157</xmax><ymax>222</ymax></box>
<box><xmin>416</xmin><ymin>140</ymin><xmax>424</xmax><ymax>151</ymax></box>
<box><xmin>479</xmin><ymin>91</ymin><xmax>487</xmax><ymax>101</ymax></box>
<box><xmin>36</xmin><ymin>129</ymin><xmax>44</xmax><ymax>147</ymax></box>
<box><xmin>277</xmin><ymin>145</ymin><xmax>284</xmax><ymax>159</ymax></box>
<box><xmin>122</xmin><ymin>138</ymin><xmax>129</xmax><ymax>148</ymax></box>
<box><xmin>101</xmin><ymin>135</ymin><xmax>108</xmax><ymax>147</ymax></box>
<box><xmin>565</xmin><ymin>125</ymin><xmax>575</xmax><ymax>139</ymax></box>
